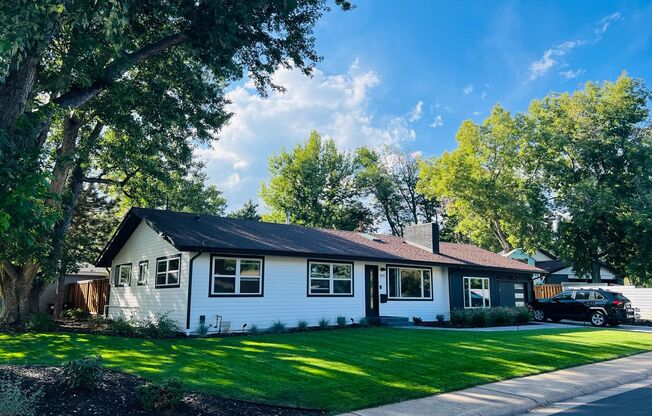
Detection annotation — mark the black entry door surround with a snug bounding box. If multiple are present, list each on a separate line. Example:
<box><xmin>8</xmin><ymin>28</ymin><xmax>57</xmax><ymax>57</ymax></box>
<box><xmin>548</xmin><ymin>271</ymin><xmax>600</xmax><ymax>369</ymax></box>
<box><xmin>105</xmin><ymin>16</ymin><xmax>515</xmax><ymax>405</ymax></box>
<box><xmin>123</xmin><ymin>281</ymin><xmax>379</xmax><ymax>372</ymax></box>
<box><xmin>365</xmin><ymin>265</ymin><xmax>380</xmax><ymax>318</ymax></box>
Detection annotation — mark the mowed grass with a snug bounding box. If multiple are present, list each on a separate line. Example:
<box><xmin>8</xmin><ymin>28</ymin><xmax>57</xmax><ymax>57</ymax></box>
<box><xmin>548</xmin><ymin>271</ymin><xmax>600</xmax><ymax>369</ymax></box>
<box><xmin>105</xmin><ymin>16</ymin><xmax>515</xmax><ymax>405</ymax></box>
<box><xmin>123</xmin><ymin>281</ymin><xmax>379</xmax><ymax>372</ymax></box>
<box><xmin>2</xmin><ymin>327</ymin><xmax>652</xmax><ymax>412</ymax></box>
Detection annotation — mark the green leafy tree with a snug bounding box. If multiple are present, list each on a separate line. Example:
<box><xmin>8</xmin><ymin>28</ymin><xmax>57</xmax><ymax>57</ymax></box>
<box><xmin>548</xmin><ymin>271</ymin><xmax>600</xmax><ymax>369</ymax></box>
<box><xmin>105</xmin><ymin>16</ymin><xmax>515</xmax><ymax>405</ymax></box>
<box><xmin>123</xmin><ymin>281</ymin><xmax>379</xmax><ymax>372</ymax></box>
<box><xmin>357</xmin><ymin>147</ymin><xmax>439</xmax><ymax>236</ymax></box>
<box><xmin>228</xmin><ymin>200</ymin><xmax>261</xmax><ymax>221</ymax></box>
<box><xmin>418</xmin><ymin>105</ymin><xmax>553</xmax><ymax>253</ymax></box>
<box><xmin>0</xmin><ymin>0</ymin><xmax>351</xmax><ymax>322</ymax></box>
<box><xmin>261</xmin><ymin>131</ymin><xmax>373</xmax><ymax>230</ymax></box>
<box><xmin>527</xmin><ymin>74</ymin><xmax>652</xmax><ymax>283</ymax></box>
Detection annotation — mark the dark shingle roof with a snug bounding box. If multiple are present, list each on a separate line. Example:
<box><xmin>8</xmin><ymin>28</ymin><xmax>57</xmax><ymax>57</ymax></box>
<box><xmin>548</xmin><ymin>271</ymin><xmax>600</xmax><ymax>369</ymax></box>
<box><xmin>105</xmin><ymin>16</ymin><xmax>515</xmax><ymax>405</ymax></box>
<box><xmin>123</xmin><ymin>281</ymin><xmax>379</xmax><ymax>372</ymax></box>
<box><xmin>535</xmin><ymin>260</ymin><xmax>568</xmax><ymax>273</ymax></box>
<box><xmin>96</xmin><ymin>208</ymin><xmax>544</xmax><ymax>274</ymax></box>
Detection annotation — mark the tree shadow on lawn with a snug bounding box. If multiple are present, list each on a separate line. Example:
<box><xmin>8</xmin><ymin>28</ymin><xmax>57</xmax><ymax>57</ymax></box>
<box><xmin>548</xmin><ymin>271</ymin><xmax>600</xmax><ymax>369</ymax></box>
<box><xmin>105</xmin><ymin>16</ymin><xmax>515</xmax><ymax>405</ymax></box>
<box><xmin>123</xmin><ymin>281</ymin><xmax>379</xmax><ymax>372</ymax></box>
<box><xmin>2</xmin><ymin>327</ymin><xmax>652</xmax><ymax>413</ymax></box>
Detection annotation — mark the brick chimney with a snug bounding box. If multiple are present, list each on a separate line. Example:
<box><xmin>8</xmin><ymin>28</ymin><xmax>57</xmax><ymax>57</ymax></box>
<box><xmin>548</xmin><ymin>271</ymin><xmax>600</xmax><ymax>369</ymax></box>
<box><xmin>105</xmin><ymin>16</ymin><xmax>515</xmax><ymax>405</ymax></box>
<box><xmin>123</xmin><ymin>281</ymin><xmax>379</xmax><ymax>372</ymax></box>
<box><xmin>404</xmin><ymin>222</ymin><xmax>440</xmax><ymax>253</ymax></box>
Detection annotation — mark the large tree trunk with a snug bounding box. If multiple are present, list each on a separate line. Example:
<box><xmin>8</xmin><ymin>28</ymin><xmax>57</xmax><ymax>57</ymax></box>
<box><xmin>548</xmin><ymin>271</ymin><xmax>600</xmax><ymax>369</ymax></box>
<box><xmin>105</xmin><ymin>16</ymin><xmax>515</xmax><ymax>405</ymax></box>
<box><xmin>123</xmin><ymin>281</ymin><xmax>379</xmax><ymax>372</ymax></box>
<box><xmin>0</xmin><ymin>55</ymin><xmax>40</xmax><ymax>132</ymax></box>
<box><xmin>0</xmin><ymin>261</ymin><xmax>40</xmax><ymax>323</ymax></box>
<box><xmin>591</xmin><ymin>261</ymin><xmax>602</xmax><ymax>283</ymax></box>
<box><xmin>491</xmin><ymin>218</ymin><xmax>513</xmax><ymax>253</ymax></box>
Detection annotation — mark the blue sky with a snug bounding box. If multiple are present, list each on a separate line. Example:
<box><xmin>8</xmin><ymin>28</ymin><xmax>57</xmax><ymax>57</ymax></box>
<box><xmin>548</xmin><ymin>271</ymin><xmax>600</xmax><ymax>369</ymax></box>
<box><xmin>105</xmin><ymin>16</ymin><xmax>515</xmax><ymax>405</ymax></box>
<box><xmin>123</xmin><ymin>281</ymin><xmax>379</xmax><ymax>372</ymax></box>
<box><xmin>200</xmin><ymin>1</ymin><xmax>652</xmax><ymax>211</ymax></box>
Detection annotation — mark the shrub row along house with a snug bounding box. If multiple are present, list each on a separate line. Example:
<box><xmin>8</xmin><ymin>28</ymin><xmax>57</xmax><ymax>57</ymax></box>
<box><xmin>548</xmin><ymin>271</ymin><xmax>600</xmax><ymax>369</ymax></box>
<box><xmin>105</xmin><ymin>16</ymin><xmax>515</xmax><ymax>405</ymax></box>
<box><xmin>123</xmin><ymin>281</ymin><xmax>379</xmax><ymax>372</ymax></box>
<box><xmin>96</xmin><ymin>208</ymin><xmax>545</xmax><ymax>334</ymax></box>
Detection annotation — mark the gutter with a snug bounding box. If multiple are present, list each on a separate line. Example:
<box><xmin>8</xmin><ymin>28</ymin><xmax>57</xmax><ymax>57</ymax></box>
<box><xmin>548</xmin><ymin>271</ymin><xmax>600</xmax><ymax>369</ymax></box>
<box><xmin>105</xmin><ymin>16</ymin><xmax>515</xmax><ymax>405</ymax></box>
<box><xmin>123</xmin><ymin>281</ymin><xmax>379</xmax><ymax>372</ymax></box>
<box><xmin>185</xmin><ymin>251</ymin><xmax>203</xmax><ymax>335</ymax></box>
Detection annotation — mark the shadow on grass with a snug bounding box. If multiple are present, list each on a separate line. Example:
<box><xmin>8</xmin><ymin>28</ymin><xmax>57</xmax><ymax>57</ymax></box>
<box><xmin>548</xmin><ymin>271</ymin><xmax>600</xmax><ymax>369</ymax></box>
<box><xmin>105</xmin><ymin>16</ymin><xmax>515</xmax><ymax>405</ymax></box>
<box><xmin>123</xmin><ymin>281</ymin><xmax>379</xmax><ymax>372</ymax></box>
<box><xmin>2</xmin><ymin>327</ymin><xmax>652</xmax><ymax>412</ymax></box>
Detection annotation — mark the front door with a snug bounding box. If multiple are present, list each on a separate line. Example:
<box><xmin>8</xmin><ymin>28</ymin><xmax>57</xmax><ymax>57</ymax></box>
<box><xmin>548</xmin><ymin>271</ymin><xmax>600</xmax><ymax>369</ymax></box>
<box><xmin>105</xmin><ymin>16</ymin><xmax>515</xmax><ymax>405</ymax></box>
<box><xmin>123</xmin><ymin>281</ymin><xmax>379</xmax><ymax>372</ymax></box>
<box><xmin>365</xmin><ymin>265</ymin><xmax>380</xmax><ymax>318</ymax></box>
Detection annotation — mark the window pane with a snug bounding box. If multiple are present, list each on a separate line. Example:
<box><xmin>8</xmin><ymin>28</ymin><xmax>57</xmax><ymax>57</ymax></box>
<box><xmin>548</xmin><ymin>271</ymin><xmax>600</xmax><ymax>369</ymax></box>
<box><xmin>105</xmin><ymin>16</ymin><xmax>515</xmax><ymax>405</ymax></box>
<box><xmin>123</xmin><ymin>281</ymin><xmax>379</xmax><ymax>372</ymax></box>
<box><xmin>333</xmin><ymin>264</ymin><xmax>351</xmax><ymax>279</ymax></box>
<box><xmin>240</xmin><ymin>277</ymin><xmax>260</xmax><ymax>294</ymax></box>
<box><xmin>138</xmin><ymin>263</ymin><xmax>147</xmax><ymax>283</ymax></box>
<box><xmin>214</xmin><ymin>258</ymin><xmax>236</xmax><ymax>275</ymax></box>
<box><xmin>333</xmin><ymin>280</ymin><xmax>351</xmax><ymax>294</ymax></box>
<box><xmin>423</xmin><ymin>270</ymin><xmax>431</xmax><ymax>297</ymax></box>
<box><xmin>389</xmin><ymin>268</ymin><xmax>398</xmax><ymax>297</ymax></box>
<box><xmin>167</xmin><ymin>271</ymin><xmax>179</xmax><ymax>285</ymax></box>
<box><xmin>120</xmin><ymin>266</ymin><xmax>130</xmax><ymax>283</ymax></box>
<box><xmin>168</xmin><ymin>258</ymin><xmax>180</xmax><ymax>272</ymax></box>
<box><xmin>214</xmin><ymin>276</ymin><xmax>235</xmax><ymax>293</ymax></box>
<box><xmin>400</xmin><ymin>269</ymin><xmax>422</xmax><ymax>297</ymax></box>
<box><xmin>470</xmin><ymin>278</ymin><xmax>484</xmax><ymax>307</ymax></box>
<box><xmin>310</xmin><ymin>263</ymin><xmax>330</xmax><ymax>279</ymax></box>
<box><xmin>157</xmin><ymin>260</ymin><xmax>167</xmax><ymax>273</ymax></box>
<box><xmin>310</xmin><ymin>279</ymin><xmax>329</xmax><ymax>293</ymax></box>
<box><xmin>240</xmin><ymin>260</ymin><xmax>261</xmax><ymax>277</ymax></box>
<box><xmin>463</xmin><ymin>278</ymin><xmax>470</xmax><ymax>308</ymax></box>
<box><xmin>156</xmin><ymin>273</ymin><xmax>167</xmax><ymax>286</ymax></box>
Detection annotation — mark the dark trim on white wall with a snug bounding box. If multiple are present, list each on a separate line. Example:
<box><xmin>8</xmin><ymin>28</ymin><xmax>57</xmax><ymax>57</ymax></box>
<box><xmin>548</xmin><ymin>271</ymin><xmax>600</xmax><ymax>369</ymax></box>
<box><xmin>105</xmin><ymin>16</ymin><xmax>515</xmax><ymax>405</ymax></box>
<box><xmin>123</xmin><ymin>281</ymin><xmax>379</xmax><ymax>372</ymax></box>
<box><xmin>185</xmin><ymin>251</ymin><xmax>202</xmax><ymax>331</ymax></box>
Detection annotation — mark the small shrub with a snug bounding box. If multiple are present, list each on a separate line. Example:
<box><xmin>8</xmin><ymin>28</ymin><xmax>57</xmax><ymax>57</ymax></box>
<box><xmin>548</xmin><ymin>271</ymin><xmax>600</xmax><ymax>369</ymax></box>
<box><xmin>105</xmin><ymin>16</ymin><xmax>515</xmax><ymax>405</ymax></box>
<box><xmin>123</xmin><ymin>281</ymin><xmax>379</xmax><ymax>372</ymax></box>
<box><xmin>436</xmin><ymin>314</ymin><xmax>445</xmax><ymax>324</ymax></box>
<box><xmin>268</xmin><ymin>320</ymin><xmax>286</xmax><ymax>333</ymax></box>
<box><xmin>61</xmin><ymin>356</ymin><xmax>103</xmax><ymax>390</ymax></box>
<box><xmin>107</xmin><ymin>316</ymin><xmax>138</xmax><ymax>336</ymax></box>
<box><xmin>358</xmin><ymin>317</ymin><xmax>368</xmax><ymax>326</ymax></box>
<box><xmin>514</xmin><ymin>307</ymin><xmax>532</xmax><ymax>325</ymax></box>
<box><xmin>412</xmin><ymin>317</ymin><xmax>423</xmax><ymax>325</ymax></box>
<box><xmin>25</xmin><ymin>313</ymin><xmax>54</xmax><ymax>332</ymax></box>
<box><xmin>0</xmin><ymin>376</ymin><xmax>43</xmax><ymax>416</ymax></box>
<box><xmin>297</xmin><ymin>320</ymin><xmax>309</xmax><ymax>331</ymax></box>
<box><xmin>249</xmin><ymin>324</ymin><xmax>260</xmax><ymax>335</ymax></box>
<box><xmin>140</xmin><ymin>312</ymin><xmax>179</xmax><ymax>338</ymax></box>
<box><xmin>136</xmin><ymin>378</ymin><xmax>184</xmax><ymax>413</ymax></box>
<box><xmin>60</xmin><ymin>308</ymin><xmax>90</xmax><ymax>321</ymax></box>
<box><xmin>490</xmin><ymin>307</ymin><xmax>512</xmax><ymax>326</ymax></box>
<box><xmin>449</xmin><ymin>309</ymin><xmax>466</xmax><ymax>327</ymax></box>
<box><xmin>336</xmin><ymin>316</ymin><xmax>347</xmax><ymax>327</ymax></box>
<box><xmin>196</xmin><ymin>323</ymin><xmax>210</xmax><ymax>337</ymax></box>
<box><xmin>470</xmin><ymin>309</ymin><xmax>490</xmax><ymax>327</ymax></box>
<box><xmin>318</xmin><ymin>318</ymin><xmax>330</xmax><ymax>329</ymax></box>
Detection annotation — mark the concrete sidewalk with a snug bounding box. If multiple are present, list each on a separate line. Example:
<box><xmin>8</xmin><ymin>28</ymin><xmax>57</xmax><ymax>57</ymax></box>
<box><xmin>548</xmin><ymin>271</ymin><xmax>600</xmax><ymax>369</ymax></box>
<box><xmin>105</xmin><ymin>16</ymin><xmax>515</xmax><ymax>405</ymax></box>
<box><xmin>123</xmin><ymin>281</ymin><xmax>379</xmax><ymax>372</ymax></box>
<box><xmin>340</xmin><ymin>351</ymin><xmax>652</xmax><ymax>416</ymax></box>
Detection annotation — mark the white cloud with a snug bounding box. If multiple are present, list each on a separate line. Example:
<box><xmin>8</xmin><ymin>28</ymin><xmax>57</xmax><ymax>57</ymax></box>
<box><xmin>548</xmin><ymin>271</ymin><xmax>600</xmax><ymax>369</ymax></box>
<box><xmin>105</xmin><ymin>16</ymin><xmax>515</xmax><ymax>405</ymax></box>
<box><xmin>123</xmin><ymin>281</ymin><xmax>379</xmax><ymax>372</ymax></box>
<box><xmin>198</xmin><ymin>63</ymin><xmax>418</xmax><ymax>209</ymax></box>
<box><xmin>481</xmin><ymin>91</ymin><xmax>487</xmax><ymax>100</ymax></box>
<box><xmin>559</xmin><ymin>69</ymin><xmax>585</xmax><ymax>79</ymax></box>
<box><xmin>528</xmin><ymin>40</ymin><xmax>584</xmax><ymax>81</ymax></box>
<box><xmin>430</xmin><ymin>115</ymin><xmax>444</xmax><ymax>128</ymax></box>
<box><xmin>596</xmin><ymin>12</ymin><xmax>621</xmax><ymax>35</ymax></box>
<box><xmin>409</xmin><ymin>100</ymin><xmax>424</xmax><ymax>122</ymax></box>
<box><xmin>472</xmin><ymin>111</ymin><xmax>481</xmax><ymax>116</ymax></box>
<box><xmin>463</xmin><ymin>84</ymin><xmax>474</xmax><ymax>95</ymax></box>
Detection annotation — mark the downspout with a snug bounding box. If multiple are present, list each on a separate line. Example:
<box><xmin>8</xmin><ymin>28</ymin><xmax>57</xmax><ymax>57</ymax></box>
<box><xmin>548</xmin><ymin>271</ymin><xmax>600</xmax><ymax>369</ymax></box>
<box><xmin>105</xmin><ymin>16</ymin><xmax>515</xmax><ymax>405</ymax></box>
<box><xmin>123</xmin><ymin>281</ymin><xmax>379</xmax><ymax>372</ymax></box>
<box><xmin>185</xmin><ymin>251</ymin><xmax>202</xmax><ymax>335</ymax></box>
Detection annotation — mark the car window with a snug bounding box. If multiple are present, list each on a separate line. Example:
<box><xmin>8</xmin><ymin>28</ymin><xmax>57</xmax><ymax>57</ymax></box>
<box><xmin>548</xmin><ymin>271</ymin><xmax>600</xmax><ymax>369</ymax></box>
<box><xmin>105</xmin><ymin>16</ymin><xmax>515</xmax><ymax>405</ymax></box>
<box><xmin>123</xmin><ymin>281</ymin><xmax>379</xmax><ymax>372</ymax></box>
<box><xmin>554</xmin><ymin>291</ymin><xmax>574</xmax><ymax>300</ymax></box>
<box><xmin>575</xmin><ymin>291</ymin><xmax>591</xmax><ymax>300</ymax></box>
<box><xmin>614</xmin><ymin>293</ymin><xmax>628</xmax><ymax>301</ymax></box>
<box><xmin>594</xmin><ymin>292</ymin><xmax>605</xmax><ymax>300</ymax></box>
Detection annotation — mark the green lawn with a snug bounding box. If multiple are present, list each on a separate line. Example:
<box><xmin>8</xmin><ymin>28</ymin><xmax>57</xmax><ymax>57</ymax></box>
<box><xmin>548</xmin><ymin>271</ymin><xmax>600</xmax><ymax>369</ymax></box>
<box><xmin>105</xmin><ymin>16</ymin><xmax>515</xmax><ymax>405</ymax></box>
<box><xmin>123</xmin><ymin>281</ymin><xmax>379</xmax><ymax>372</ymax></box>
<box><xmin>2</xmin><ymin>327</ymin><xmax>652</xmax><ymax>413</ymax></box>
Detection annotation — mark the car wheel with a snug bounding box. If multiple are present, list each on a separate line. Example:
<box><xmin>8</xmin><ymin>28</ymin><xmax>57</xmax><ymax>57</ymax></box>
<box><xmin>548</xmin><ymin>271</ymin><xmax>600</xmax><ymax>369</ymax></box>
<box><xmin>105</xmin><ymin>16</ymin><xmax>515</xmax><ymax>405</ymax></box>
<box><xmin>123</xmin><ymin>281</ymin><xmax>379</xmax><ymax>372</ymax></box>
<box><xmin>590</xmin><ymin>311</ymin><xmax>607</xmax><ymax>327</ymax></box>
<box><xmin>533</xmin><ymin>309</ymin><xmax>546</xmax><ymax>322</ymax></box>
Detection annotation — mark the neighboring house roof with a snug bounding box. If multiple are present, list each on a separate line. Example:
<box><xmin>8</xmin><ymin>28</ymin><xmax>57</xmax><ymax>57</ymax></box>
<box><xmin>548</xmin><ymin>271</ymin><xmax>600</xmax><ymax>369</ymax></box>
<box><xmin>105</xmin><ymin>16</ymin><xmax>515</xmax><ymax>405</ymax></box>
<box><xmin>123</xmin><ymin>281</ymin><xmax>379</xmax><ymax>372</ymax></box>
<box><xmin>68</xmin><ymin>263</ymin><xmax>109</xmax><ymax>278</ymax></box>
<box><xmin>96</xmin><ymin>208</ymin><xmax>544</xmax><ymax>274</ymax></box>
<box><xmin>535</xmin><ymin>260</ymin><xmax>568</xmax><ymax>273</ymax></box>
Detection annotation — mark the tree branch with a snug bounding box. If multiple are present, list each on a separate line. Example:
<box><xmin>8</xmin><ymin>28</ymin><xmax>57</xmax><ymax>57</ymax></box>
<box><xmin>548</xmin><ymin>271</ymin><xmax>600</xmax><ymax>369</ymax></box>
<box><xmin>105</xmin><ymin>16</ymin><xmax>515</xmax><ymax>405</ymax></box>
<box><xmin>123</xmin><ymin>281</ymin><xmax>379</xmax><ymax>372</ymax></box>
<box><xmin>53</xmin><ymin>33</ymin><xmax>189</xmax><ymax>111</ymax></box>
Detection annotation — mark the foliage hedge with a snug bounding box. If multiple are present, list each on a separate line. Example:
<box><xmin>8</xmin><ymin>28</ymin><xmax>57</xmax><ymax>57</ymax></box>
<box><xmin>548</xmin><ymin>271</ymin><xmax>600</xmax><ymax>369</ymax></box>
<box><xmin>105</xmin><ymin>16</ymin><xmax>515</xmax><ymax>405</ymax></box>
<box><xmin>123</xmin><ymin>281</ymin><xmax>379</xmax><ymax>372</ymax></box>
<box><xmin>449</xmin><ymin>307</ymin><xmax>531</xmax><ymax>328</ymax></box>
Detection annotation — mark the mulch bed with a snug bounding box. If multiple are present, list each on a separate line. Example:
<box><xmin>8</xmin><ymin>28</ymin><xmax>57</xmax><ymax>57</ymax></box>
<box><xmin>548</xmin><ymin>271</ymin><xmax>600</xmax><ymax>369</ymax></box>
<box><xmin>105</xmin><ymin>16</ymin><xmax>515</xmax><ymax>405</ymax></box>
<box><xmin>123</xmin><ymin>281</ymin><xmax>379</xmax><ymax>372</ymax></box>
<box><xmin>0</xmin><ymin>365</ymin><xmax>324</xmax><ymax>416</ymax></box>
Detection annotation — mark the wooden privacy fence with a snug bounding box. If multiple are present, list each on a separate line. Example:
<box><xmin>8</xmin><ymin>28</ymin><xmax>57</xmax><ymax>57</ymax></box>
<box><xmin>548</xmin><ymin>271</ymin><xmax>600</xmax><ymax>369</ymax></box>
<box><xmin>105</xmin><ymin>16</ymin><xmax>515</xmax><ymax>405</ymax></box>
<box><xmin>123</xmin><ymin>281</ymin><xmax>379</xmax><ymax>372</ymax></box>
<box><xmin>66</xmin><ymin>279</ymin><xmax>109</xmax><ymax>314</ymax></box>
<box><xmin>534</xmin><ymin>284</ymin><xmax>563</xmax><ymax>299</ymax></box>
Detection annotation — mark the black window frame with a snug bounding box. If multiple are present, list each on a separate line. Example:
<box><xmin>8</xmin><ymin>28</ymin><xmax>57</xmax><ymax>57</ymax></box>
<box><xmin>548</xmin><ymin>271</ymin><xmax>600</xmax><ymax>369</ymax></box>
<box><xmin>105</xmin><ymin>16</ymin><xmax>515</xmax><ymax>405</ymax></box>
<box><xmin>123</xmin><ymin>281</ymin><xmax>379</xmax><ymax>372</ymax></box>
<box><xmin>114</xmin><ymin>263</ymin><xmax>132</xmax><ymax>287</ymax></box>
<box><xmin>306</xmin><ymin>259</ymin><xmax>354</xmax><ymax>297</ymax></box>
<box><xmin>137</xmin><ymin>260</ymin><xmax>149</xmax><ymax>286</ymax></box>
<box><xmin>208</xmin><ymin>254</ymin><xmax>265</xmax><ymax>297</ymax></box>
<box><xmin>386</xmin><ymin>264</ymin><xmax>434</xmax><ymax>301</ymax></box>
<box><xmin>155</xmin><ymin>255</ymin><xmax>181</xmax><ymax>289</ymax></box>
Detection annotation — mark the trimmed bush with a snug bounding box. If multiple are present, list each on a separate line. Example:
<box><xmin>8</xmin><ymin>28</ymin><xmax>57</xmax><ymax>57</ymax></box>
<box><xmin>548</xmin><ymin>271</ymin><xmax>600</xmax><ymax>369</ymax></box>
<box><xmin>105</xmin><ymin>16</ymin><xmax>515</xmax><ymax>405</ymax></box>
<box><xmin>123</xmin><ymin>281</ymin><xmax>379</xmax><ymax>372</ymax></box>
<box><xmin>490</xmin><ymin>307</ymin><xmax>512</xmax><ymax>326</ymax></box>
<box><xmin>412</xmin><ymin>317</ymin><xmax>423</xmax><ymax>325</ymax></box>
<box><xmin>268</xmin><ymin>320</ymin><xmax>286</xmax><ymax>333</ymax></box>
<box><xmin>449</xmin><ymin>309</ymin><xmax>466</xmax><ymax>327</ymax></box>
<box><xmin>60</xmin><ymin>308</ymin><xmax>90</xmax><ymax>321</ymax></box>
<box><xmin>318</xmin><ymin>318</ymin><xmax>330</xmax><ymax>329</ymax></box>
<box><xmin>61</xmin><ymin>356</ymin><xmax>103</xmax><ymax>390</ymax></box>
<box><xmin>0</xmin><ymin>376</ymin><xmax>43</xmax><ymax>416</ymax></box>
<box><xmin>514</xmin><ymin>307</ymin><xmax>532</xmax><ymax>325</ymax></box>
<box><xmin>336</xmin><ymin>316</ymin><xmax>347</xmax><ymax>327</ymax></box>
<box><xmin>358</xmin><ymin>317</ymin><xmax>369</xmax><ymax>326</ymax></box>
<box><xmin>436</xmin><ymin>314</ymin><xmax>445</xmax><ymax>324</ymax></box>
<box><xmin>297</xmin><ymin>320</ymin><xmax>309</xmax><ymax>331</ymax></box>
<box><xmin>249</xmin><ymin>324</ymin><xmax>260</xmax><ymax>335</ymax></box>
<box><xmin>107</xmin><ymin>316</ymin><xmax>138</xmax><ymax>336</ymax></box>
<box><xmin>140</xmin><ymin>312</ymin><xmax>179</xmax><ymax>338</ymax></box>
<box><xmin>25</xmin><ymin>313</ymin><xmax>54</xmax><ymax>332</ymax></box>
<box><xmin>136</xmin><ymin>378</ymin><xmax>184</xmax><ymax>413</ymax></box>
<box><xmin>469</xmin><ymin>309</ymin><xmax>490</xmax><ymax>327</ymax></box>
<box><xmin>196</xmin><ymin>323</ymin><xmax>210</xmax><ymax>337</ymax></box>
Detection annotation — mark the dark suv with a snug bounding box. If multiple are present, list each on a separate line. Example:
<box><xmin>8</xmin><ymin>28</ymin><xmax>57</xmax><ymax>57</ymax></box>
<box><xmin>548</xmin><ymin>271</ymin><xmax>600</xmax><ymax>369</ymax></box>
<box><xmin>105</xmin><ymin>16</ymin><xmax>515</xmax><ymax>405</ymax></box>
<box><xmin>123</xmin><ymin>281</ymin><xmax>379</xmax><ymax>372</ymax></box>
<box><xmin>530</xmin><ymin>289</ymin><xmax>635</xmax><ymax>327</ymax></box>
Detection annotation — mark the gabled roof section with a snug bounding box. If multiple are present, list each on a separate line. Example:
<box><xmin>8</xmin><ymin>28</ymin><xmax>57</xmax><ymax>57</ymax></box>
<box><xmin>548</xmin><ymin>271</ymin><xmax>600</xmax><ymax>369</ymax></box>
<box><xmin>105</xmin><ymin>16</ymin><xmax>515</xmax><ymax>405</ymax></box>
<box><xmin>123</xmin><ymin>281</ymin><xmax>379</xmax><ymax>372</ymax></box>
<box><xmin>96</xmin><ymin>208</ymin><xmax>545</xmax><ymax>274</ymax></box>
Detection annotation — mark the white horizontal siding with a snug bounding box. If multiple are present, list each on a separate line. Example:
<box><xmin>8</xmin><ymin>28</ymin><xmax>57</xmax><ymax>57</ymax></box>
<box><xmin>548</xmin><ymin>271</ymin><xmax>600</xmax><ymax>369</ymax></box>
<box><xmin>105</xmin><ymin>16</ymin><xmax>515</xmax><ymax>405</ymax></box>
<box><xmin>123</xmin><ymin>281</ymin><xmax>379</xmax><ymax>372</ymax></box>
<box><xmin>188</xmin><ymin>256</ymin><xmax>450</xmax><ymax>333</ymax></box>
<box><xmin>108</xmin><ymin>221</ymin><xmax>188</xmax><ymax>328</ymax></box>
<box><xmin>558</xmin><ymin>266</ymin><xmax>616</xmax><ymax>281</ymax></box>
